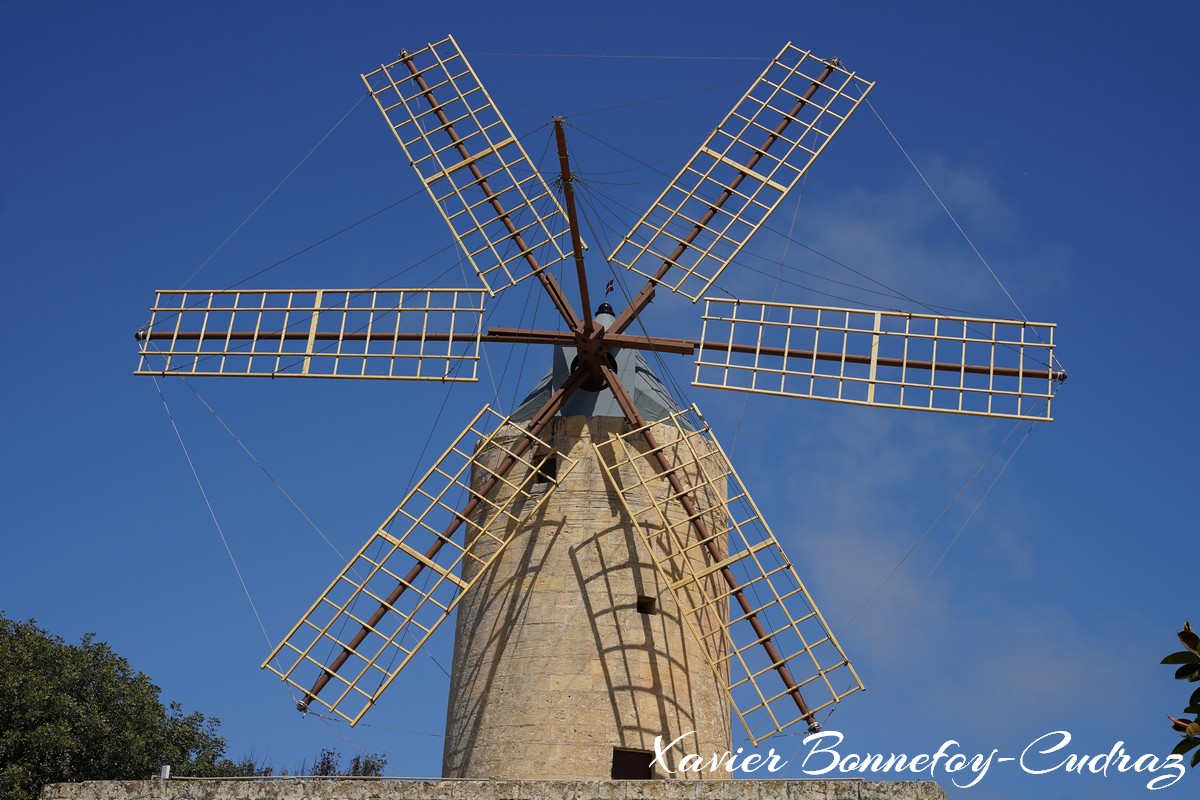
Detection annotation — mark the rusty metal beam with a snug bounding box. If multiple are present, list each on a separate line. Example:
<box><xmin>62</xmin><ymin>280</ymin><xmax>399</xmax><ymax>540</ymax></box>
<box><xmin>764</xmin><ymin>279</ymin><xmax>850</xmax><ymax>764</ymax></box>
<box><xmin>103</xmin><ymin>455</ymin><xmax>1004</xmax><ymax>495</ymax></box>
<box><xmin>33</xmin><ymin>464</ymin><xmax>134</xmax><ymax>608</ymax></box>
<box><xmin>553</xmin><ymin>118</ymin><xmax>594</xmax><ymax>338</ymax></box>
<box><xmin>485</xmin><ymin>327</ymin><xmax>696</xmax><ymax>355</ymax></box>
<box><xmin>140</xmin><ymin>324</ymin><xmax>1065</xmax><ymax>384</ymax></box>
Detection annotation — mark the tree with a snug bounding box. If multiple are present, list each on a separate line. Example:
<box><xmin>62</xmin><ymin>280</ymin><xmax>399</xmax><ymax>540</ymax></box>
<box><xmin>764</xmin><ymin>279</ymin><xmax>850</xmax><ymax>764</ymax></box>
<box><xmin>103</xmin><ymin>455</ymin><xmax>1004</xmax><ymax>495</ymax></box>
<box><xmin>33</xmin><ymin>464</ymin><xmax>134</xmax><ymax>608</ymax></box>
<box><xmin>1163</xmin><ymin>621</ymin><xmax>1200</xmax><ymax>768</ymax></box>
<box><xmin>300</xmin><ymin>749</ymin><xmax>387</xmax><ymax>777</ymax></box>
<box><xmin>0</xmin><ymin>612</ymin><xmax>251</xmax><ymax>800</ymax></box>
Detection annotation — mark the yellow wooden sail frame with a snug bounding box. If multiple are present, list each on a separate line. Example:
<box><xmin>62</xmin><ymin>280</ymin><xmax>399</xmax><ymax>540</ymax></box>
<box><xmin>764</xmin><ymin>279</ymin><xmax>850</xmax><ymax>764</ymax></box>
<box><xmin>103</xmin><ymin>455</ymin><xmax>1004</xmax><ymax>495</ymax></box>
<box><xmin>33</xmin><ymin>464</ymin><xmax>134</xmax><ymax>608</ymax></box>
<box><xmin>608</xmin><ymin>44</ymin><xmax>873</xmax><ymax>301</ymax></box>
<box><xmin>263</xmin><ymin>404</ymin><xmax>577</xmax><ymax>725</ymax></box>
<box><xmin>695</xmin><ymin>297</ymin><xmax>1060</xmax><ymax>421</ymax></box>
<box><xmin>595</xmin><ymin>404</ymin><xmax>862</xmax><ymax>744</ymax></box>
<box><xmin>136</xmin><ymin>287</ymin><xmax>484</xmax><ymax>381</ymax></box>
<box><xmin>363</xmin><ymin>35</ymin><xmax>575</xmax><ymax>296</ymax></box>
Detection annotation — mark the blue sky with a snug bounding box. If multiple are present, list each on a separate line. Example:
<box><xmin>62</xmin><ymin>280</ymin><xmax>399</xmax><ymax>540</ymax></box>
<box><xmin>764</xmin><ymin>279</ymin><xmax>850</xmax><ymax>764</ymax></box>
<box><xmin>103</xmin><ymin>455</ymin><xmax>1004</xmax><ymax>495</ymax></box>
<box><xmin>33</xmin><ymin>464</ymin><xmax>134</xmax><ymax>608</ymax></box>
<box><xmin>2</xmin><ymin>1</ymin><xmax>1197</xmax><ymax>797</ymax></box>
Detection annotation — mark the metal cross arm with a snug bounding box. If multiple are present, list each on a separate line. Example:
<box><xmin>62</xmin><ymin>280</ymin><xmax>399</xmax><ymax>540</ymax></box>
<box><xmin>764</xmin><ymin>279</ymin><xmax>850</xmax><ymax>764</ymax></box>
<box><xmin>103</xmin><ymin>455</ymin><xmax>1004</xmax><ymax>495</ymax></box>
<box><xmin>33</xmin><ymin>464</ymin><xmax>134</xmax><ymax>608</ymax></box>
<box><xmin>485</xmin><ymin>326</ymin><xmax>697</xmax><ymax>355</ymax></box>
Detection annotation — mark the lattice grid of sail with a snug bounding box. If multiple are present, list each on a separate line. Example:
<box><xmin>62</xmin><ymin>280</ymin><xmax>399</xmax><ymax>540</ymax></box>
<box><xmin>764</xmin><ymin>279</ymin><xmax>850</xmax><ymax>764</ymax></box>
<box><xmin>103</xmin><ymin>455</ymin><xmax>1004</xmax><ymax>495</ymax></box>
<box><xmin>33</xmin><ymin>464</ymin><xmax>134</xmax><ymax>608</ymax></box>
<box><xmin>263</xmin><ymin>405</ymin><xmax>577</xmax><ymax>724</ymax></box>
<box><xmin>608</xmin><ymin>44</ymin><xmax>873</xmax><ymax>301</ymax></box>
<box><xmin>135</xmin><ymin>288</ymin><xmax>484</xmax><ymax>381</ymax></box>
<box><xmin>695</xmin><ymin>299</ymin><xmax>1060</xmax><ymax>421</ymax></box>
<box><xmin>595</xmin><ymin>405</ymin><xmax>862</xmax><ymax>744</ymax></box>
<box><xmin>363</xmin><ymin>35</ymin><xmax>573</xmax><ymax>296</ymax></box>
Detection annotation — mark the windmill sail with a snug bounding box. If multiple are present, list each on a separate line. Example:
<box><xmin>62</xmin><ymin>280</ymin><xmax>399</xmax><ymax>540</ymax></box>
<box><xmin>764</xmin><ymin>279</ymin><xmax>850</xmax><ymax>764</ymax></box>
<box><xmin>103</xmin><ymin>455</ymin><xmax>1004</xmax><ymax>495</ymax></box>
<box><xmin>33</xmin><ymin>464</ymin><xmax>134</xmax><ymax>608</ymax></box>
<box><xmin>135</xmin><ymin>287</ymin><xmax>484</xmax><ymax>381</ymax></box>
<box><xmin>608</xmin><ymin>44</ymin><xmax>873</xmax><ymax>302</ymax></box>
<box><xmin>694</xmin><ymin>298</ymin><xmax>1063</xmax><ymax>421</ymax></box>
<box><xmin>595</xmin><ymin>404</ymin><xmax>862</xmax><ymax>744</ymax></box>
<box><xmin>263</xmin><ymin>405</ymin><xmax>577</xmax><ymax>724</ymax></box>
<box><xmin>363</xmin><ymin>36</ymin><xmax>575</xmax><ymax>297</ymax></box>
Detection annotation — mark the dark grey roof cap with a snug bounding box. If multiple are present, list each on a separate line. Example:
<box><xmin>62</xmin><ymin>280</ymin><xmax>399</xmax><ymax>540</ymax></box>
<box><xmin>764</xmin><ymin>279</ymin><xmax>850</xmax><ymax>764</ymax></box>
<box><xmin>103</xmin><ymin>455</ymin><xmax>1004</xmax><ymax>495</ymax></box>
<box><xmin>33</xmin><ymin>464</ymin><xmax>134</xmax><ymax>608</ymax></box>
<box><xmin>511</xmin><ymin>345</ymin><xmax>688</xmax><ymax>427</ymax></box>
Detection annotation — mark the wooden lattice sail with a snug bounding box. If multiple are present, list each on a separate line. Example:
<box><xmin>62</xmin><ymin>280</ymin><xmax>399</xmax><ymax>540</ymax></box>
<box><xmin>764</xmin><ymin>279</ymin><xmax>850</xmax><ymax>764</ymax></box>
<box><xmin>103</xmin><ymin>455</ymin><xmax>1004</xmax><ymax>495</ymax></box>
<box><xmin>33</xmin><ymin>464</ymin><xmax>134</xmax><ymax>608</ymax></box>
<box><xmin>136</xmin><ymin>288</ymin><xmax>484</xmax><ymax>381</ymax></box>
<box><xmin>695</xmin><ymin>298</ymin><xmax>1062</xmax><ymax>421</ymax></box>
<box><xmin>596</xmin><ymin>404</ymin><xmax>862</xmax><ymax>744</ymax></box>
<box><xmin>263</xmin><ymin>405</ymin><xmax>577</xmax><ymax>724</ymax></box>
<box><xmin>362</xmin><ymin>36</ymin><xmax>576</xmax><ymax>297</ymax></box>
<box><xmin>608</xmin><ymin>44</ymin><xmax>873</xmax><ymax>302</ymax></box>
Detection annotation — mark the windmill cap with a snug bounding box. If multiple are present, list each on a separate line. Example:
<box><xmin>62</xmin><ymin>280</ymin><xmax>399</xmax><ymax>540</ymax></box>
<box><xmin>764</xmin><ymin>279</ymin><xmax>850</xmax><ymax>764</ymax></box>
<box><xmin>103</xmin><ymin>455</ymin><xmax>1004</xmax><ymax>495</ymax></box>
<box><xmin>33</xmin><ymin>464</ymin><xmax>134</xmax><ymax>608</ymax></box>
<box><xmin>511</xmin><ymin>348</ymin><xmax>691</xmax><ymax>428</ymax></box>
<box><xmin>596</xmin><ymin>301</ymin><xmax>614</xmax><ymax>316</ymax></box>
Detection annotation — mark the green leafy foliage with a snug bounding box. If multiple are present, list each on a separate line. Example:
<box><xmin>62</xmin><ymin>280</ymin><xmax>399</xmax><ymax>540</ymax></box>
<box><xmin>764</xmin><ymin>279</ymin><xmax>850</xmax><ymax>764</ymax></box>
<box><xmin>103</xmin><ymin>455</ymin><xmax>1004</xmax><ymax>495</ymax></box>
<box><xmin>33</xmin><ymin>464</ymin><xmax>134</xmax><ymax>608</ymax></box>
<box><xmin>298</xmin><ymin>749</ymin><xmax>387</xmax><ymax>777</ymax></box>
<box><xmin>1163</xmin><ymin>621</ymin><xmax>1200</xmax><ymax>768</ymax></box>
<box><xmin>0</xmin><ymin>612</ymin><xmax>389</xmax><ymax>799</ymax></box>
<box><xmin>0</xmin><ymin>612</ymin><xmax>267</xmax><ymax>800</ymax></box>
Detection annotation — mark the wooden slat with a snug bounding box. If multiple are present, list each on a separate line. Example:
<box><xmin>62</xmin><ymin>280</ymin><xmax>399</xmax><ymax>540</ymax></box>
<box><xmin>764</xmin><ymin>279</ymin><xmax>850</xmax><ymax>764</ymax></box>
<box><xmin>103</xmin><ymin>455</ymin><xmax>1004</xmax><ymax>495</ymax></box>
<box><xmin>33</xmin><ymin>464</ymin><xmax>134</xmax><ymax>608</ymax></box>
<box><xmin>135</xmin><ymin>288</ymin><xmax>485</xmax><ymax>382</ymax></box>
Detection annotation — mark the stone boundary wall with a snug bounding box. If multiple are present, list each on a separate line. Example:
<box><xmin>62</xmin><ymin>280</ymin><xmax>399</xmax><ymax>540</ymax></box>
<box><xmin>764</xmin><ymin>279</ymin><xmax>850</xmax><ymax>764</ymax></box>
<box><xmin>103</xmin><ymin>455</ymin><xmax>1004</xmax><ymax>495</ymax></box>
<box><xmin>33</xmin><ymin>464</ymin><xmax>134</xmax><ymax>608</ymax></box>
<box><xmin>41</xmin><ymin>779</ymin><xmax>947</xmax><ymax>800</ymax></box>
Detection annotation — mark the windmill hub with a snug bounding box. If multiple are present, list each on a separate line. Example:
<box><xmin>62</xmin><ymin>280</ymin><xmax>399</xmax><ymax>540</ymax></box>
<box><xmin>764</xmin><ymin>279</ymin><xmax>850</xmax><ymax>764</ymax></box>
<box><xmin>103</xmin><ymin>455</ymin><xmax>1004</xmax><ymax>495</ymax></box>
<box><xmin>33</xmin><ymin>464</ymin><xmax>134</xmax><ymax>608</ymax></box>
<box><xmin>570</xmin><ymin>302</ymin><xmax>620</xmax><ymax>391</ymax></box>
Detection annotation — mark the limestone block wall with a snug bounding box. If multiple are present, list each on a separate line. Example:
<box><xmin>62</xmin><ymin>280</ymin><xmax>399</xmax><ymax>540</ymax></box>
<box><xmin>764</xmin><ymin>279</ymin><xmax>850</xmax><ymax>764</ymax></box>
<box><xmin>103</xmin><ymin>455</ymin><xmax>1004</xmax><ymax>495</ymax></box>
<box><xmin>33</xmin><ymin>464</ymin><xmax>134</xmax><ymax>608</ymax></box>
<box><xmin>442</xmin><ymin>416</ymin><xmax>731</xmax><ymax>780</ymax></box>
<box><xmin>41</xmin><ymin>779</ymin><xmax>949</xmax><ymax>800</ymax></box>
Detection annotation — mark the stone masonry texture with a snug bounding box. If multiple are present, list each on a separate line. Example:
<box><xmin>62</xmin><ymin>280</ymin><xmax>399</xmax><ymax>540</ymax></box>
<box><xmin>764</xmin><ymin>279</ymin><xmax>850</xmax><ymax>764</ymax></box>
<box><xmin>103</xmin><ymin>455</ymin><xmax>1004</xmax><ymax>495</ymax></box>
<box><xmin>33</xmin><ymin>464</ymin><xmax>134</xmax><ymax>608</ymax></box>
<box><xmin>41</xmin><ymin>779</ymin><xmax>948</xmax><ymax>800</ymax></box>
<box><xmin>443</xmin><ymin>416</ymin><xmax>732</xmax><ymax>779</ymax></box>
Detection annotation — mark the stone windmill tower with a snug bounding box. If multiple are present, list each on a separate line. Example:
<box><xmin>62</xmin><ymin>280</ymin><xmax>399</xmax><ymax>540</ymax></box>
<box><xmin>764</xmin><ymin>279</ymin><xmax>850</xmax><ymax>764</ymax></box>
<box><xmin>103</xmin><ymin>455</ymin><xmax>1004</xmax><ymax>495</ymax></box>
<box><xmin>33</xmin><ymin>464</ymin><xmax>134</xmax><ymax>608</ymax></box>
<box><xmin>135</xmin><ymin>35</ymin><xmax>1064</xmax><ymax>780</ymax></box>
<box><xmin>440</xmin><ymin>311</ymin><xmax>736</xmax><ymax>779</ymax></box>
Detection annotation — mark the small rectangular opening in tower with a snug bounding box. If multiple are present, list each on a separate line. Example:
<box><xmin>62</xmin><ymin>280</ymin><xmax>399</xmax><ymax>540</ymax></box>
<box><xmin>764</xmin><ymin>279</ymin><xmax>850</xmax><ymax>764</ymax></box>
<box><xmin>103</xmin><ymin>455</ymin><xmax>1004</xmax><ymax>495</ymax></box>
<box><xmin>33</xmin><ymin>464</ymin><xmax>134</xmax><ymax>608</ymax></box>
<box><xmin>611</xmin><ymin>747</ymin><xmax>654</xmax><ymax>779</ymax></box>
<box><xmin>534</xmin><ymin>455</ymin><xmax>558</xmax><ymax>484</ymax></box>
<box><xmin>636</xmin><ymin>596</ymin><xmax>657</xmax><ymax>615</ymax></box>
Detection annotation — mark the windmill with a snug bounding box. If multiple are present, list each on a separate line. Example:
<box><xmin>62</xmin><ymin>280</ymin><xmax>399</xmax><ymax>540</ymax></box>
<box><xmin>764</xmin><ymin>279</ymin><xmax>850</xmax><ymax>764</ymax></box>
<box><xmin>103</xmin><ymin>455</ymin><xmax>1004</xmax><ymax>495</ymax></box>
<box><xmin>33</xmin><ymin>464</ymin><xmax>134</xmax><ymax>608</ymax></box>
<box><xmin>135</xmin><ymin>36</ymin><xmax>1065</xmax><ymax>779</ymax></box>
